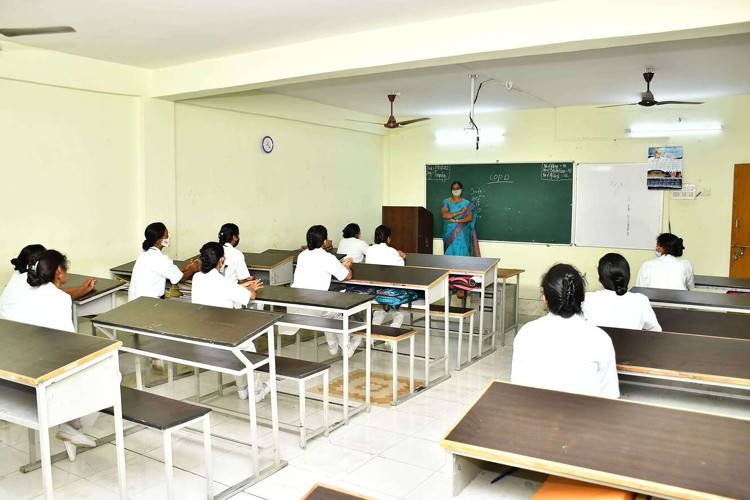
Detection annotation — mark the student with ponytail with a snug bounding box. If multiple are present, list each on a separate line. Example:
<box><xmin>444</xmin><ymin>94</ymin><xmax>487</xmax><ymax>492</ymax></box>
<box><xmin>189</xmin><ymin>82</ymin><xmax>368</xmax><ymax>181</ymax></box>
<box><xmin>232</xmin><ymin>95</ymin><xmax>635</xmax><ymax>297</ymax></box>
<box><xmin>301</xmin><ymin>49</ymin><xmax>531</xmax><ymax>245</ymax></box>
<box><xmin>337</xmin><ymin>223</ymin><xmax>369</xmax><ymax>263</ymax></box>
<box><xmin>8</xmin><ymin>250</ymin><xmax>100</xmax><ymax>457</ymax></box>
<box><xmin>192</xmin><ymin>242</ymin><xmax>267</xmax><ymax>401</ymax></box>
<box><xmin>218</xmin><ymin>223</ymin><xmax>255</xmax><ymax>285</ymax></box>
<box><xmin>128</xmin><ymin>222</ymin><xmax>200</xmax><ymax>301</ymax></box>
<box><xmin>583</xmin><ymin>253</ymin><xmax>661</xmax><ymax>331</ymax></box>
<box><xmin>511</xmin><ymin>263</ymin><xmax>619</xmax><ymax>398</ymax></box>
<box><xmin>635</xmin><ymin>232</ymin><xmax>694</xmax><ymax>290</ymax></box>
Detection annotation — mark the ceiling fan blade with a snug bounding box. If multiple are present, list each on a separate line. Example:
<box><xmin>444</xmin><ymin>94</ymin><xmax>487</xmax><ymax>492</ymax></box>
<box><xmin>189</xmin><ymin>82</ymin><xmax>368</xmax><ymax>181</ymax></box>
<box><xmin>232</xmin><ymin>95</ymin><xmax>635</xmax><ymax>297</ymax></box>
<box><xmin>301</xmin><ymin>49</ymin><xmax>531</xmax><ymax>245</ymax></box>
<box><xmin>654</xmin><ymin>101</ymin><xmax>704</xmax><ymax>106</ymax></box>
<box><xmin>597</xmin><ymin>103</ymin><xmax>637</xmax><ymax>108</ymax></box>
<box><xmin>396</xmin><ymin>117</ymin><xmax>431</xmax><ymax>126</ymax></box>
<box><xmin>0</xmin><ymin>26</ymin><xmax>76</xmax><ymax>37</ymax></box>
<box><xmin>346</xmin><ymin>119</ymin><xmax>385</xmax><ymax>125</ymax></box>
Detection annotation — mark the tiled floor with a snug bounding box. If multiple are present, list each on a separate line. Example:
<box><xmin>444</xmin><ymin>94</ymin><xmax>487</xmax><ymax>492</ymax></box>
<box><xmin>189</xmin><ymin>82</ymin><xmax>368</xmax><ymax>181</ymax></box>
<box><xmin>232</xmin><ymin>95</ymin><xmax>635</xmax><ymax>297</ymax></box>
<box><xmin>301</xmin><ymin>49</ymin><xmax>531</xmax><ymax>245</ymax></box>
<box><xmin>3</xmin><ymin>316</ymin><xmax>748</xmax><ymax>499</ymax></box>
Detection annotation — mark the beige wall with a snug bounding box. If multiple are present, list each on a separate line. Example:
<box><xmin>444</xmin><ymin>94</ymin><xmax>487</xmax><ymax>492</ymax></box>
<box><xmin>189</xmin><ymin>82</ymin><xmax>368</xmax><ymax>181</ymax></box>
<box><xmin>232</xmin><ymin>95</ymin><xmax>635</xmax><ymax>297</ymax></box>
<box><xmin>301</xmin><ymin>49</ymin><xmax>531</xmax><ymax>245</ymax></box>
<box><xmin>173</xmin><ymin>97</ymin><xmax>384</xmax><ymax>257</ymax></box>
<box><xmin>386</xmin><ymin>94</ymin><xmax>750</xmax><ymax>311</ymax></box>
<box><xmin>0</xmin><ymin>78</ymin><xmax>141</xmax><ymax>284</ymax></box>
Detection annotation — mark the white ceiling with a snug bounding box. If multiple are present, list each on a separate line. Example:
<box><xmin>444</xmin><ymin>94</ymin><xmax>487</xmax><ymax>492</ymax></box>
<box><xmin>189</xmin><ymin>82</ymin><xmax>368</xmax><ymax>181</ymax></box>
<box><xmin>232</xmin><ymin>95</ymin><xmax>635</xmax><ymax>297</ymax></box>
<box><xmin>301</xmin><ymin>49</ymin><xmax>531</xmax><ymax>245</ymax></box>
<box><xmin>2</xmin><ymin>0</ymin><xmax>749</xmax><ymax>117</ymax></box>
<box><xmin>0</xmin><ymin>0</ymin><xmax>553</xmax><ymax>68</ymax></box>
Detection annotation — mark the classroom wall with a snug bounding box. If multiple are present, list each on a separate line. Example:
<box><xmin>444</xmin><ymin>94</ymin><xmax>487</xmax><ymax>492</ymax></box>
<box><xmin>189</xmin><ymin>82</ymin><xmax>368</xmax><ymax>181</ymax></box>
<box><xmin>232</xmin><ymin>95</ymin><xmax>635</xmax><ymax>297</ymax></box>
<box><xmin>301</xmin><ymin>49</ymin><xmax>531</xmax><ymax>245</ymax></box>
<box><xmin>385</xmin><ymin>94</ymin><xmax>750</xmax><ymax>312</ymax></box>
<box><xmin>0</xmin><ymin>78</ymin><xmax>141</xmax><ymax>284</ymax></box>
<box><xmin>173</xmin><ymin>95</ymin><xmax>384</xmax><ymax>257</ymax></box>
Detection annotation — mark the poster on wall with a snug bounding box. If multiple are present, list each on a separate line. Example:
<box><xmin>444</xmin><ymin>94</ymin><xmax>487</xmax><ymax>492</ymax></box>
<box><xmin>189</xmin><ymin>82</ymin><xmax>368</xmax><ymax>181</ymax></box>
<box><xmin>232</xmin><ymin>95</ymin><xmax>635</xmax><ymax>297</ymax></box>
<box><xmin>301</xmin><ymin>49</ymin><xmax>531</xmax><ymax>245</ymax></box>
<box><xmin>647</xmin><ymin>146</ymin><xmax>683</xmax><ymax>190</ymax></box>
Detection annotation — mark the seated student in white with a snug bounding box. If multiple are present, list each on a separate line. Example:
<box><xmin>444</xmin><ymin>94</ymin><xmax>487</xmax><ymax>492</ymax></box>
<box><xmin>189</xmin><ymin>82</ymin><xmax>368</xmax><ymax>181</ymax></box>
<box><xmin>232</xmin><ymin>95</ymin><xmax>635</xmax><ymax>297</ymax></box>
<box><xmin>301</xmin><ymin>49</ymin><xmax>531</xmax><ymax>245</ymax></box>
<box><xmin>128</xmin><ymin>222</ymin><xmax>199</xmax><ymax>301</ymax></box>
<box><xmin>636</xmin><ymin>232</ymin><xmax>694</xmax><ymax>290</ymax></box>
<box><xmin>8</xmin><ymin>250</ymin><xmax>100</xmax><ymax>459</ymax></box>
<box><xmin>511</xmin><ymin>263</ymin><xmax>620</xmax><ymax>399</ymax></box>
<box><xmin>1</xmin><ymin>244</ymin><xmax>97</xmax><ymax>319</ymax></box>
<box><xmin>337</xmin><ymin>223</ymin><xmax>369</xmax><ymax>264</ymax></box>
<box><xmin>584</xmin><ymin>253</ymin><xmax>661</xmax><ymax>331</ymax></box>
<box><xmin>291</xmin><ymin>225</ymin><xmax>358</xmax><ymax>357</ymax></box>
<box><xmin>366</xmin><ymin>224</ymin><xmax>407</xmax><ymax>332</ymax></box>
<box><xmin>192</xmin><ymin>242</ymin><xmax>268</xmax><ymax>402</ymax></box>
<box><xmin>218</xmin><ymin>222</ymin><xmax>255</xmax><ymax>286</ymax></box>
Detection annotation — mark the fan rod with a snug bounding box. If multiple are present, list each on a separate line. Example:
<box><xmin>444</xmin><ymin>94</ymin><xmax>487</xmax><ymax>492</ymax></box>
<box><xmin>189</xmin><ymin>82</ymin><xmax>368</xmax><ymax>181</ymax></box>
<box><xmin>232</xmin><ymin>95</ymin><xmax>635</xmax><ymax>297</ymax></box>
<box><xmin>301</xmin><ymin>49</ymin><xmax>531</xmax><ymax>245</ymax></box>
<box><xmin>469</xmin><ymin>74</ymin><xmax>478</xmax><ymax>123</ymax></box>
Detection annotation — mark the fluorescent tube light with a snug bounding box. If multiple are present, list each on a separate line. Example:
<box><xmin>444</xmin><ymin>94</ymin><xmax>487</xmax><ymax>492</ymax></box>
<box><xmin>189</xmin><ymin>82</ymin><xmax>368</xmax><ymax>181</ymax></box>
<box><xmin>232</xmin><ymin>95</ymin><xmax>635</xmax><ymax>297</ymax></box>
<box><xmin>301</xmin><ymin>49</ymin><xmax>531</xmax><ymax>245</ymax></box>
<box><xmin>626</xmin><ymin>123</ymin><xmax>723</xmax><ymax>136</ymax></box>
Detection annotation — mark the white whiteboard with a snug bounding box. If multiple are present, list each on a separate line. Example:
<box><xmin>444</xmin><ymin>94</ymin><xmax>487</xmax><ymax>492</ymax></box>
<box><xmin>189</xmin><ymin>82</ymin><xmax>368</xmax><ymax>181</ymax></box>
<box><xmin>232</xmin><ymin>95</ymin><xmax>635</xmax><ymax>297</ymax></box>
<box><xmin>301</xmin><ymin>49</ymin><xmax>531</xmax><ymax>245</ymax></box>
<box><xmin>575</xmin><ymin>163</ymin><xmax>663</xmax><ymax>250</ymax></box>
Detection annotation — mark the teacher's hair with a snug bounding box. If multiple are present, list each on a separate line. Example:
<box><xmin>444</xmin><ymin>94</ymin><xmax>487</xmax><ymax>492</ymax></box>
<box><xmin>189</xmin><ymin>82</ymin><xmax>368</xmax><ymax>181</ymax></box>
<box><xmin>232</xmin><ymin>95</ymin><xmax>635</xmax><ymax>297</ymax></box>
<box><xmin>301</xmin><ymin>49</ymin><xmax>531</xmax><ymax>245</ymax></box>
<box><xmin>373</xmin><ymin>225</ymin><xmax>391</xmax><ymax>244</ymax></box>
<box><xmin>451</xmin><ymin>180</ymin><xmax>463</xmax><ymax>189</ymax></box>
<box><xmin>26</xmin><ymin>250</ymin><xmax>68</xmax><ymax>288</ymax></box>
<box><xmin>542</xmin><ymin>263</ymin><xmax>585</xmax><ymax>318</ymax></box>
<box><xmin>11</xmin><ymin>244</ymin><xmax>46</xmax><ymax>273</ymax></box>
<box><xmin>142</xmin><ymin>222</ymin><xmax>167</xmax><ymax>251</ymax></box>
<box><xmin>199</xmin><ymin>242</ymin><xmax>224</xmax><ymax>274</ymax></box>
<box><xmin>598</xmin><ymin>253</ymin><xmax>630</xmax><ymax>296</ymax></box>
<box><xmin>306</xmin><ymin>225</ymin><xmax>328</xmax><ymax>250</ymax></box>
<box><xmin>218</xmin><ymin>223</ymin><xmax>240</xmax><ymax>245</ymax></box>
<box><xmin>342</xmin><ymin>223</ymin><xmax>360</xmax><ymax>239</ymax></box>
<box><xmin>657</xmin><ymin>233</ymin><xmax>685</xmax><ymax>257</ymax></box>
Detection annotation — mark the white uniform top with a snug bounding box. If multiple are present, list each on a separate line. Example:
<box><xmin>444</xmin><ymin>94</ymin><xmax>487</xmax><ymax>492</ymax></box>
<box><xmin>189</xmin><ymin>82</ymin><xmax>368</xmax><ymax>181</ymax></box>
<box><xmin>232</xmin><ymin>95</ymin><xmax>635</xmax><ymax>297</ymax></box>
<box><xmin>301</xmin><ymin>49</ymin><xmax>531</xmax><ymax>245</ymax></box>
<box><xmin>128</xmin><ymin>247</ymin><xmax>184</xmax><ymax>301</ymax></box>
<box><xmin>192</xmin><ymin>268</ymin><xmax>251</xmax><ymax>309</ymax></box>
<box><xmin>365</xmin><ymin>243</ymin><xmax>404</xmax><ymax>266</ymax></box>
<box><xmin>292</xmin><ymin>248</ymin><xmax>349</xmax><ymax>291</ymax></box>
<box><xmin>0</xmin><ymin>271</ymin><xmax>32</xmax><ymax>319</ymax></box>
<box><xmin>338</xmin><ymin>238</ymin><xmax>369</xmax><ymax>264</ymax></box>
<box><xmin>511</xmin><ymin>313</ymin><xmax>620</xmax><ymax>399</ymax></box>
<box><xmin>635</xmin><ymin>254</ymin><xmax>694</xmax><ymax>290</ymax></box>
<box><xmin>222</xmin><ymin>243</ymin><xmax>250</xmax><ymax>283</ymax></box>
<box><xmin>583</xmin><ymin>289</ymin><xmax>661</xmax><ymax>331</ymax></box>
<box><xmin>9</xmin><ymin>282</ymin><xmax>75</xmax><ymax>333</ymax></box>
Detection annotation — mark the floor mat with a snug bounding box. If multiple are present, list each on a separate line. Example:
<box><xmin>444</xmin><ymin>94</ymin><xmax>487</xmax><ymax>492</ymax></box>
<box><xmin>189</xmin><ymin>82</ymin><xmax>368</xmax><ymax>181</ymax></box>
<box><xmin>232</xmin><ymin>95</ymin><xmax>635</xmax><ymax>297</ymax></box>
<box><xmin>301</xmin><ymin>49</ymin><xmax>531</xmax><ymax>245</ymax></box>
<box><xmin>311</xmin><ymin>369</ymin><xmax>424</xmax><ymax>407</ymax></box>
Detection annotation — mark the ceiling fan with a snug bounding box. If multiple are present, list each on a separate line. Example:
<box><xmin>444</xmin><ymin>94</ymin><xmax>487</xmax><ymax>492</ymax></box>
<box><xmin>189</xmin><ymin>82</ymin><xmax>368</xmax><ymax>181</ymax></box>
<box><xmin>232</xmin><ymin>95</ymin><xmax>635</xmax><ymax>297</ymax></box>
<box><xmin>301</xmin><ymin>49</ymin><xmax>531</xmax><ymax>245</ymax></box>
<box><xmin>0</xmin><ymin>26</ymin><xmax>76</xmax><ymax>38</ymax></box>
<box><xmin>348</xmin><ymin>93</ymin><xmax>430</xmax><ymax>128</ymax></box>
<box><xmin>600</xmin><ymin>68</ymin><xmax>704</xmax><ymax>108</ymax></box>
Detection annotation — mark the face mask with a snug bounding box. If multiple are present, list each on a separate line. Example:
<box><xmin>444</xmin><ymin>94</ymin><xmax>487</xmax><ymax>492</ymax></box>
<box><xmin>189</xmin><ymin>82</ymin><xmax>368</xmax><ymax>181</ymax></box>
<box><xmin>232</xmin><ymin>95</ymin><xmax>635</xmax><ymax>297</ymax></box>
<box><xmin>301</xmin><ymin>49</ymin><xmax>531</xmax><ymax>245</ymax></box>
<box><xmin>161</xmin><ymin>237</ymin><xmax>170</xmax><ymax>248</ymax></box>
<box><xmin>655</xmin><ymin>250</ymin><xmax>661</xmax><ymax>258</ymax></box>
<box><xmin>452</xmin><ymin>189</ymin><xmax>462</xmax><ymax>197</ymax></box>
<box><xmin>234</xmin><ymin>237</ymin><xmax>240</xmax><ymax>247</ymax></box>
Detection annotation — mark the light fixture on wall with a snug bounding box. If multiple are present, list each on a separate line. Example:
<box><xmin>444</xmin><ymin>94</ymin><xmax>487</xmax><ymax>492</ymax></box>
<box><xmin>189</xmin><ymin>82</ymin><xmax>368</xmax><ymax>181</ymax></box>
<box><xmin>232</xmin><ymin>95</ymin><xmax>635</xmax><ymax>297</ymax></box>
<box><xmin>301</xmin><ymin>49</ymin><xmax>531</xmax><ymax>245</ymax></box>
<box><xmin>435</xmin><ymin>127</ymin><xmax>504</xmax><ymax>146</ymax></box>
<box><xmin>625</xmin><ymin>119</ymin><xmax>723</xmax><ymax>137</ymax></box>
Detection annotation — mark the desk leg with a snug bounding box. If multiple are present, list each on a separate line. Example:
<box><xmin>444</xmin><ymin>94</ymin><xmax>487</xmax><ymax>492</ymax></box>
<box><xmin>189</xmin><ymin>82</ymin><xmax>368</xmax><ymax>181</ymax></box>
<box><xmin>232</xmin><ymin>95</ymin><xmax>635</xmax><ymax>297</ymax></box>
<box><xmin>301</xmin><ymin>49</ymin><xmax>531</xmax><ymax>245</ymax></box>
<box><xmin>267</xmin><ymin>328</ymin><xmax>280</xmax><ymax>465</ymax></box>
<box><xmin>36</xmin><ymin>385</ymin><xmax>54</xmax><ymax>500</ymax></box>
<box><xmin>500</xmin><ymin>278</ymin><xmax>507</xmax><ymax>347</ymax></box>
<box><xmin>365</xmin><ymin>304</ymin><xmax>371</xmax><ymax>411</ymax></box>
<box><xmin>449</xmin><ymin>453</ymin><xmax>482</xmax><ymax>497</ymax></box>
<box><xmin>424</xmin><ymin>290</ymin><xmax>431</xmax><ymax>384</ymax></box>
<box><xmin>478</xmin><ymin>284</ymin><xmax>485</xmax><ymax>352</ymax></box>
<box><xmin>112</xmin><ymin>368</ymin><xmax>127</xmax><ymax>499</ymax></box>
<box><xmin>342</xmin><ymin>314</ymin><xmax>350</xmax><ymax>424</ymax></box>
<box><xmin>514</xmin><ymin>275</ymin><xmax>520</xmax><ymax>335</ymax></box>
<box><xmin>491</xmin><ymin>267</ymin><xmax>498</xmax><ymax>349</ymax></box>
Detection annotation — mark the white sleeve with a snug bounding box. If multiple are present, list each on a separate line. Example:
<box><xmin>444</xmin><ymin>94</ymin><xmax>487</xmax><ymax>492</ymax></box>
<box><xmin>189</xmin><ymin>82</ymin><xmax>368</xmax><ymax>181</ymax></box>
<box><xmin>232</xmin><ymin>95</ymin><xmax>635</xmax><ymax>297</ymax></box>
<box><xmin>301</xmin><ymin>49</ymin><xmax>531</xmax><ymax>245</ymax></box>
<box><xmin>684</xmin><ymin>261</ymin><xmax>695</xmax><ymax>290</ymax></box>
<box><xmin>159</xmin><ymin>254</ymin><xmax>184</xmax><ymax>284</ymax></box>
<box><xmin>640</xmin><ymin>295</ymin><xmax>662</xmax><ymax>331</ymax></box>
<box><xmin>323</xmin><ymin>252</ymin><xmax>350</xmax><ymax>281</ymax></box>
<box><xmin>56</xmin><ymin>293</ymin><xmax>76</xmax><ymax>333</ymax></box>
<box><xmin>598</xmin><ymin>339</ymin><xmax>621</xmax><ymax>399</ymax></box>
<box><xmin>227</xmin><ymin>280</ymin><xmax>252</xmax><ymax>306</ymax></box>
<box><xmin>236</xmin><ymin>253</ymin><xmax>251</xmax><ymax>281</ymax></box>
<box><xmin>635</xmin><ymin>263</ymin><xmax>648</xmax><ymax>287</ymax></box>
<box><xmin>510</xmin><ymin>327</ymin><xmax>531</xmax><ymax>384</ymax></box>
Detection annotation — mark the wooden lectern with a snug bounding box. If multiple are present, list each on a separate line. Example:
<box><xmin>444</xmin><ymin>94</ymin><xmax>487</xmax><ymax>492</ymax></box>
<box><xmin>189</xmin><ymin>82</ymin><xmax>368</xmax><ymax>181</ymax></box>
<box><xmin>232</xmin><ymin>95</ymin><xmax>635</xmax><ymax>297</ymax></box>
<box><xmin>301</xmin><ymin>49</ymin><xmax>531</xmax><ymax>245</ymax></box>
<box><xmin>382</xmin><ymin>206</ymin><xmax>433</xmax><ymax>254</ymax></box>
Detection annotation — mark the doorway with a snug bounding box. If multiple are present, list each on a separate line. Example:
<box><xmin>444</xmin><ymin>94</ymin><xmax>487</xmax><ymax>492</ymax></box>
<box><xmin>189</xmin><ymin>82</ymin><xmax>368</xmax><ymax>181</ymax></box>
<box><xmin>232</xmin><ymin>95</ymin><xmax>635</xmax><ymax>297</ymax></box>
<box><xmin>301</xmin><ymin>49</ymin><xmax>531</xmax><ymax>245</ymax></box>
<box><xmin>730</xmin><ymin>163</ymin><xmax>750</xmax><ymax>278</ymax></box>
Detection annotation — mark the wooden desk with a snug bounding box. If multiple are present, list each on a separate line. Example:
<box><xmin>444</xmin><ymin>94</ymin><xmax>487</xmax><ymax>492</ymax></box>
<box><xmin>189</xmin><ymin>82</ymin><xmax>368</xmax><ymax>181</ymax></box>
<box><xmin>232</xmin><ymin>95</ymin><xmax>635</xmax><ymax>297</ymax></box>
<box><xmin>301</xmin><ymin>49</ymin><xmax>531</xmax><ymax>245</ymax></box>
<box><xmin>404</xmin><ymin>254</ymin><xmax>500</xmax><ymax>357</ymax></box>
<box><xmin>497</xmin><ymin>268</ymin><xmax>524</xmax><ymax>341</ymax></box>
<box><xmin>602</xmin><ymin>326</ymin><xmax>750</xmax><ymax>388</ymax></box>
<box><xmin>654</xmin><ymin>307</ymin><xmax>750</xmax><ymax>340</ymax></box>
<box><xmin>66</xmin><ymin>273</ymin><xmax>127</xmax><ymax>330</ymax></box>
<box><xmin>242</xmin><ymin>252</ymin><xmax>293</xmax><ymax>286</ymax></box>
<box><xmin>302</xmin><ymin>483</ymin><xmax>372</xmax><ymax>499</ymax></box>
<box><xmin>344</xmin><ymin>264</ymin><xmax>450</xmax><ymax>387</ymax></box>
<box><xmin>91</xmin><ymin>298</ymin><xmax>284</xmax><ymax>497</ymax></box>
<box><xmin>0</xmin><ymin>320</ymin><xmax>126</xmax><ymax>499</ymax></box>
<box><xmin>631</xmin><ymin>286</ymin><xmax>750</xmax><ymax>314</ymax></box>
<box><xmin>261</xmin><ymin>248</ymin><xmax>346</xmax><ymax>265</ymax></box>
<box><xmin>441</xmin><ymin>381</ymin><xmax>750</xmax><ymax>499</ymax></box>
<box><xmin>253</xmin><ymin>286</ymin><xmax>372</xmax><ymax>423</ymax></box>
<box><xmin>694</xmin><ymin>275</ymin><xmax>750</xmax><ymax>292</ymax></box>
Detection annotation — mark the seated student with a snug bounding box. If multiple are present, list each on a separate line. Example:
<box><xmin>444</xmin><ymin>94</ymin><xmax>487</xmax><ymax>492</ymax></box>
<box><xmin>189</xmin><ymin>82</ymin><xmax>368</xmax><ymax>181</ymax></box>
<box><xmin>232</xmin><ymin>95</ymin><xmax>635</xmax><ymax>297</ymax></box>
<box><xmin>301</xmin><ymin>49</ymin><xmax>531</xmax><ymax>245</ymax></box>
<box><xmin>583</xmin><ymin>253</ymin><xmax>661</xmax><ymax>331</ymax></box>
<box><xmin>511</xmin><ymin>263</ymin><xmax>619</xmax><ymax>399</ymax></box>
<box><xmin>366</xmin><ymin>225</ymin><xmax>407</xmax><ymax>331</ymax></box>
<box><xmin>192</xmin><ymin>242</ymin><xmax>267</xmax><ymax>402</ymax></box>
<box><xmin>1</xmin><ymin>245</ymin><xmax>97</xmax><ymax>319</ymax></box>
<box><xmin>218</xmin><ymin>223</ymin><xmax>254</xmax><ymax>286</ymax></box>
<box><xmin>635</xmin><ymin>232</ymin><xmax>694</xmax><ymax>290</ymax></box>
<box><xmin>8</xmin><ymin>250</ymin><xmax>99</xmax><ymax>458</ymax></box>
<box><xmin>292</xmin><ymin>225</ymin><xmax>358</xmax><ymax>357</ymax></box>
<box><xmin>337</xmin><ymin>223</ymin><xmax>369</xmax><ymax>264</ymax></box>
<box><xmin>128</xmin><ymin>222</ymin><xmax>199</xmax><ymax>301</ymax></box>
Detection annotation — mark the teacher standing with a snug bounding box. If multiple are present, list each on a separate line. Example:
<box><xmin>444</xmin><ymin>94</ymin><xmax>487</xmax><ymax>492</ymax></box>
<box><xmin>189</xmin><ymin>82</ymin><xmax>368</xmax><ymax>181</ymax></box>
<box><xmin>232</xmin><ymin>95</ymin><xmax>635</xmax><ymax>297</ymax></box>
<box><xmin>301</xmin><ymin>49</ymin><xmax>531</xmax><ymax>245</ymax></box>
<box><xmin>441</xmin><ymin>181</ymin><xmax>481</xmax><ymax>256</ymax></box>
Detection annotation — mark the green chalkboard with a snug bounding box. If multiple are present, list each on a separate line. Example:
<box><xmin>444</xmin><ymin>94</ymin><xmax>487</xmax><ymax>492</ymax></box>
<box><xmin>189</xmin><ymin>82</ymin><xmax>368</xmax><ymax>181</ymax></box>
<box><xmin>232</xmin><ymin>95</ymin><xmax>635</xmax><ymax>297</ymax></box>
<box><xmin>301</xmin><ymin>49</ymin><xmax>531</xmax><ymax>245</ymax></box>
<box><xmin>426</xmin><ymin>163</ymin><xmax>573</xmax><ymax>244</ymax></box>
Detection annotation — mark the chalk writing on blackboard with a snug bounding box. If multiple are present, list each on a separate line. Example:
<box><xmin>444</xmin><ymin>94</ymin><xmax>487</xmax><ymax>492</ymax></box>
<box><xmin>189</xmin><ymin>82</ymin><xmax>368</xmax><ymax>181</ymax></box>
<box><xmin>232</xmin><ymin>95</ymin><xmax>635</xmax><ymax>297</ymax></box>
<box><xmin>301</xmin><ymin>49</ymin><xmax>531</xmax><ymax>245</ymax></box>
<box><xmin>470</xmin><ymin>187</ymin><xmax>488</xmax><ymax>220</ymax></box>
<box><xmin>488</xmin><ymin>173</ymin><xmax>514</xmax><ymax>184</ymax></box>
<box><xmin>426</xmin><ymin>165</ymin><xmax>451</xmax><ymax>182</ymax></box>
<box><xmin>541</xmin><ymin>163</ymin><xmax>573</xmax><ymax>181</ymax></box>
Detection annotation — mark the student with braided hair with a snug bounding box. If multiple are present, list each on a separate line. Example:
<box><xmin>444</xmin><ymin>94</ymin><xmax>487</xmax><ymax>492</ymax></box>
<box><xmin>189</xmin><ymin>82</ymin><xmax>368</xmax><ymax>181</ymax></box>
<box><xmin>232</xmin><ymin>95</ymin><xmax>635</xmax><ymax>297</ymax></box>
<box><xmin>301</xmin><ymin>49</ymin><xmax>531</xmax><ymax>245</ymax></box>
<box><xmin>218</xmin><ymin>222</ymin><xmax>255</xmax><ymax>285</ymax></box>
<box><xmin>511</xmin><ymin>263</ymin><xmax>619</xmax><ymax>398</ymax></box>
<box><xmin>583</xmin><ymin>253</ymin><xmax>661</xmax><ymax>331</ymax></box>
<box><xmin>636</xmin><ymin>232</ymin><xmax>694</xmax><ymax>290</ymax></box>
<box><xmin>192</xmin><ymin>242</ymin><xmax>267</xmax><ymax>401</ymax></box>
